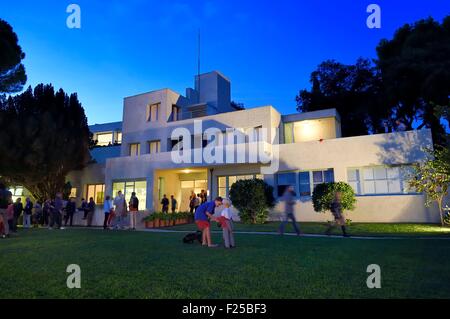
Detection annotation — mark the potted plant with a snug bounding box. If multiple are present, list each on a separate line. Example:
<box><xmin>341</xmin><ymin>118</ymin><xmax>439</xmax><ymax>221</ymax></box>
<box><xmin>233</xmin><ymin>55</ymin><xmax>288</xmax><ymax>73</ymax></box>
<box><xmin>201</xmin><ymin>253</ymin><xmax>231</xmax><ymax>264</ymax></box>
<box><xmin>153</xmin><ymin>212</ymin><xmax>161</xmax><ymax>228</ymax></box>
<box><xmin>143</xmin><ymin>214</ymin><xmax>154</xmax><ymax>228</ymax></box>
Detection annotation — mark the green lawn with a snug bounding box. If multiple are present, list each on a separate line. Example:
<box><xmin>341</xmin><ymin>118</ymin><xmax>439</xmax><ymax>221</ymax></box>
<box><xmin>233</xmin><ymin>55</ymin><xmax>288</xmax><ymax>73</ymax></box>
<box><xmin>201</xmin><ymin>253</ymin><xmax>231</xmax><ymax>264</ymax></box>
<box><xmin>166</xmin><ymin>221</ymin><xmax>450</xmax><ymax>237</ymax></box>
<box><xmin>1</xmin><ymin>228</ymin><xmax>450</xmax><ymax>299</ymax></box>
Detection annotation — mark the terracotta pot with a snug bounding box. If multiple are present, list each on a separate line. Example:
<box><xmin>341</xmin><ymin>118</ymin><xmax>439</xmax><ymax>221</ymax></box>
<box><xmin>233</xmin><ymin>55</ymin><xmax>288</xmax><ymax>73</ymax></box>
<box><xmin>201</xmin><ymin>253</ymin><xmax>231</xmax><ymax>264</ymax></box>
<box><xmin>154</xmin><ymin>219</ymin><xmax>160</xmax><ymax>228</ymax></box>
<box><xmin>145</xmin><ymin>221</ymin><xmax>154</xmax><ymax>228</ymax></box>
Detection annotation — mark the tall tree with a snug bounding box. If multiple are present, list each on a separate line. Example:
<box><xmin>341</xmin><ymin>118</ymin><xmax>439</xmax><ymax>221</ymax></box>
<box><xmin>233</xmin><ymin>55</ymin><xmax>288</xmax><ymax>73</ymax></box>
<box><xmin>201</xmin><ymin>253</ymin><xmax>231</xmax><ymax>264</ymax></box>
<box><xmin>0</xmin><ymin>84</ymin><xmax>91</xmax><ymax>201</ymax></box>
<box><xmin>0</xmin><ymin>19</ymin><xmax>26</xmax><ymax>93</ymax></box>
<box><xmin>296</xmin><ymin>58</ymin><xmax>387</xmax><ymax>137</ymax></box>
<box><xmin>376</xmin><ymin>16</ymin><xmax>450</xmax><ymax>145</ymax></box>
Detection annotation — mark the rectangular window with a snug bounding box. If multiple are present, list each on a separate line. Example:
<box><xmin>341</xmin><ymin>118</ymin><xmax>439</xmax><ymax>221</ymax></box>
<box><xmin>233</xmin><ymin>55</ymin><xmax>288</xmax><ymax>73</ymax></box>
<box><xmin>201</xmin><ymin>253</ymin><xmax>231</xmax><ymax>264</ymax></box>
<box><xmin>129</xmin><ymin>143</ymin><xmax>140</xmax><ymax>156</ymax></box>
<box><xmin>86</xmin><ymin>184</ymin><xmax>105</xmax><ymax>205</ymax></box>
<box><xmin>148</xmin><ymin>140</ymin><xmax>161</xmax><ymax>154</ymax></box>
<box><xmin>217</xmin><ymin>174</ymin><xmax>263</xmax><ymax>198</ymax></box>
<box><xmin>298</xmin><ymin>172</ymin><xmax>311</xmax><ymax>196</ymax></box>
<box><xmin>347</xmin><ymin>168</ymin><xmax>361</xmax><ymax>194</ymax></box>
<box><xmin>116</xmin><ymin>132</ymin><xmax>122</xmax><ymax>144</ymax></box>
<box><xmin>69</xmin><ymin>188</ymin><xmax>77</xmax><ymax>198</ymax></box>
<box><xmin>171</xmin><ymin>105</ymin><xmax>180</xmax><ymax>122</ymax></box>
<box><xmin>349</xmin><ymin>165</ymin><xmax>414</xmax><ymax>195</ymax></box>
<box><xmin>96</xmin><ymin>133</ymin><xmax>113</xmax><ymax>146</ymax></box>
<box><xmin>277</xmin><ymin>172</ymin><xmax>296</xmax><ymax>197</ymax></box>
<box><xmin>312</xmin><ymin>169</ymin><xmax>334</xmax><ymax>191</ymax></box>
<box><xmin>147</xmin><ymin>103</ymin><xmax>160</xmax><ymax>122</ymax></box>
<box><xmin>284</xmin><ymin>123</ymin><xmax>294</xmax><ymax>144</ymax></box>
<box><xmin>112</xmin><ymin>180</ymin><xmax>147</xmax><ymax>210</ymax></box>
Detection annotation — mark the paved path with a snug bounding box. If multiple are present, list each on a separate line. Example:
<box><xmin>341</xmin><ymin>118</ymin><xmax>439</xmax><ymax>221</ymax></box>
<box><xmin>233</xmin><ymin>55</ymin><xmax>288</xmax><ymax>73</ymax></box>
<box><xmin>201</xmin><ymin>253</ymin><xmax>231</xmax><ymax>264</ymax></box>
<box><xmin>65</xmin><ymin>226</ymin><xmax>450</xmax><ymax>240</ymax></box>
<box><xmin>140</xmin><ymin>228</ymin><xmax>450</xmax><ymax>240</ymax></box>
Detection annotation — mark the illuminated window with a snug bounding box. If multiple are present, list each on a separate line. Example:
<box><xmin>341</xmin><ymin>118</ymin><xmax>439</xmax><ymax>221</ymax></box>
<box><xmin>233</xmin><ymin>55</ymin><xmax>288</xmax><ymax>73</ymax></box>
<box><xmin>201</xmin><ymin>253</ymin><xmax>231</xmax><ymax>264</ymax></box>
<box><xmin>96</xmin><ymin>133</ymin><xmax>113</xmax><ymax>146</ymax></box>
<box><xmin>112</xmin><ymin>180</ymin><xmax>146</xmax><ymax>209</ymax></box>
<box><xmin>116</xmin><ymin>132</ymin><xmax>122</xmax><ymax>144</ymax></box>
<box><xmin>86</xmin><ymin>184</ymin><xmax>105</xmax><ymax>204</ymax></box>
<box><xmin>147</xmin><ymin>103</ymin><xmax>160</xmax><ymax>122</ymax></box>
<box><xmin>69</xmin><ymin>188</ymin><xmax>77</xmax><ymax>198</ymax></box>
<box><xmin>148</xmin><ymin>140</ymin><xmax>161</xmax><ymax>154</ymax></box>
<box><xmin>129</xmin><ymin>143</ymin><xmax>140</xmax><ymax>156</ymax></box>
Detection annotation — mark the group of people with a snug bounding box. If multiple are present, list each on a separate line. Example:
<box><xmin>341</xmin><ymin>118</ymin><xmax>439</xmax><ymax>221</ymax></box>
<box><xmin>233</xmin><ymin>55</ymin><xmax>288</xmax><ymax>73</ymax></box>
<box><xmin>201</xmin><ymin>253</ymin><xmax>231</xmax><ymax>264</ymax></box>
<box><xmin>0</xmin><ymin>181</ymin><xmax>142</xmax><ymax>238</ymax></box>
<box><xmin>159</xmin><ymin>190</ymin><xmax>208</xmax><ymax>214</ymax></box>
<box><xmin>103</xmin><ymin>191</ymin><xmax>140</xmax><ymax>231</ymax></box>
<box><xmin>279</xmin><ymin>185</ymin><xmax>350</xmax><ymax>237</ymax></box>
<box><xmin>189</xmin><ymin>190</ymin><xmax>207</xmax><ymax>213</ymax></box>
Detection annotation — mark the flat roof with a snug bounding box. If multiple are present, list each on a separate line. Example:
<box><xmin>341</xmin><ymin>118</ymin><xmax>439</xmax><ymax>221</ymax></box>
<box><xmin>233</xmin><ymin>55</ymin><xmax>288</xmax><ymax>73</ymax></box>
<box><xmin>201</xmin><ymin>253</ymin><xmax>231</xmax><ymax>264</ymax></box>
<box><xmin>282</xmin><ymin>108</ymin><xmax>340</xmax><ymax>123</ymax></box>
<box><xmin>89</xmin><ymin>121</ymin><xmax>122</xmax><ymax>133</ymax></box>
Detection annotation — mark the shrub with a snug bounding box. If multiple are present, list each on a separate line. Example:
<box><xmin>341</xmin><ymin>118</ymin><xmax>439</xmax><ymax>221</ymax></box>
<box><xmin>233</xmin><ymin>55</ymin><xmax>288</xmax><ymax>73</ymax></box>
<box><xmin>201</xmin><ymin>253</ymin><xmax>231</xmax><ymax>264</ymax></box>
<box><xmin>312</xmin><ymin>182</ymin><xmax>356</xmax><ymax>213</ymax></box>
<box><xmin>229</xmin><ymin>178</ymin><xmax>275</xmax><ymax>224</ymax></box>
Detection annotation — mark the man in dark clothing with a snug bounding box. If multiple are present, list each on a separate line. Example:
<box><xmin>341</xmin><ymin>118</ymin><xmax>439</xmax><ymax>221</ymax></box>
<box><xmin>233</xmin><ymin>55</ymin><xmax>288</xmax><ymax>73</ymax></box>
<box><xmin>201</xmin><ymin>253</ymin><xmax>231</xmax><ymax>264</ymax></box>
<box><xmin>12</xmin><ymin>198</ymin><xmax>23</xmax><ymax>232</ymax></box>
<box><xmin>50</xmin><ymin>193</ymin><xmax>64</xmax><ymax>230</ymax></box>
<box><xmin>0</xmin><ymin>184</ymin><xmax>13</xmax><ymax>238</ymax></box>
<box><xmin>64</xmin><ymin>198</ymin><xmax>76</xmax><ymax>227</ymax></box>
<box><xmin>170</xmin><ymin>195</ymin><xmax>177</xmax><ymax>213</ymax></box>
<box><xmin>86</xmin><ymin>197</ymin><xmax>96</xmax><ymax>227</ymax></box>
<box><xmin>161</xmin><ymin>195</ymin><xmax>169</xmax><ymax>213</ymax></box>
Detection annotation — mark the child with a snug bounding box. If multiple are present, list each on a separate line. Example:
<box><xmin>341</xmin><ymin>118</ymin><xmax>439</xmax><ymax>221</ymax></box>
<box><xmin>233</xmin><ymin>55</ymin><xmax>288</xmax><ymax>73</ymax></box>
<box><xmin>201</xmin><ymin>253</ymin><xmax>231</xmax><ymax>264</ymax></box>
<box><xmin>219</xmin><ymin>199</ymin><xmax>235</xmax><ymax>248</ymax></box>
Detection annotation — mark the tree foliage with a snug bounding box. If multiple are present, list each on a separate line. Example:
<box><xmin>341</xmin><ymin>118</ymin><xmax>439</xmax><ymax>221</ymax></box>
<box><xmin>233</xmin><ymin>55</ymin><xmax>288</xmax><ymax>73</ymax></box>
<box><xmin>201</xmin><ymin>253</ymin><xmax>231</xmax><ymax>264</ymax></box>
<box><xmin>229</xmin><ymin>178</ymin><xmax>275</xmax><ymax>224</ymax></box>
<box><xmin>296</xmin><ymin>16</ymin><xmax>450</xmax><ymax>144</ymax></box>
<box><xmin>312</xmin><ymin>182</ymin><xmax>356</xmax><ymax>213</ymax></box>
<box><xmin>408</xmin><ymin>147</ymin><xmax>450</xmax><ymax>226</ymax></box>
<box><xmin>0</xmin><ymin>19</ymin><xmax>27</xmax><ymax>93</ymax></box>
<box><xmin>0</xmin><ymin>84</ymin><xmax>91</xmax><ymax>201</ymax></box>
<box><xmin>376</xmin><ymin>16</ymin><xmax>450</xmax><ymax>145</ymax></box>
<box><xmin>296</xmin><ymin>58</ymin><xmax>386</xmax><ymax>137</ymax></box>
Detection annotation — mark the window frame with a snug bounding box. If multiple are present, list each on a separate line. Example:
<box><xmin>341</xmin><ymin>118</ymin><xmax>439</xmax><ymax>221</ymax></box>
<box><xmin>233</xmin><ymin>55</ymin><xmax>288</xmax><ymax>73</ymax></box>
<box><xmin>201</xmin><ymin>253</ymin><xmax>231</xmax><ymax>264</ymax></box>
<box><xmin>147</xmin><ymin>103</ymin><xmax>160</xmax><ymax>122</ymax></box>
<box><xmin>217</xmin><ymin>174</ymin><xmax>263</xmax><ymax>198</ymax></box>
<box><xmin>129</xmin><ymin>143</ymin><xmax>141</xmax><ymax>157</ymax></box>
<box><xmin>148</xmin><ymin>140</ymin><xmax>161</xmax><ymax>154</ymax></box>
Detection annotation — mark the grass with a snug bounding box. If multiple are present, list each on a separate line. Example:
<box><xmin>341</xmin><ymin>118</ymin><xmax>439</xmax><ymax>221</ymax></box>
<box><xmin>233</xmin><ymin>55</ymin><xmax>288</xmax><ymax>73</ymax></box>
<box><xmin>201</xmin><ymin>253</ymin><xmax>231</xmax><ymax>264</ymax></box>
<box><xmin>165</xmin><ymin>221</ymin><xmax>450</xmax><ymax>237</ymax></box>
<box><xmin>1</xmin><ymin>228</ymin><xmax>450</xmax><ymax>299</ymax></box>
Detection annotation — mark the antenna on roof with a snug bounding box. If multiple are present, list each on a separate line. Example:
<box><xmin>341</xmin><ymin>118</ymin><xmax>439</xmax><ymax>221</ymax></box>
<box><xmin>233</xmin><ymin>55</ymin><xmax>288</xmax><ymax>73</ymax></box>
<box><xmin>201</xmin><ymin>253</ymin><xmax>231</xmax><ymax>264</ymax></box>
<box><xmin>197</xmin><ymin>28</ymin><xmax>201</xmax><ymax>101</ymax></box>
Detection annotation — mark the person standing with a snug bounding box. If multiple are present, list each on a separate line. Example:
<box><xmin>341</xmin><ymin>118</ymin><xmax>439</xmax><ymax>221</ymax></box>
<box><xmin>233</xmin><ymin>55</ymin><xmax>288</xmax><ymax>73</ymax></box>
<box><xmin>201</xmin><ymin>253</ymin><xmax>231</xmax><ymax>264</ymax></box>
<box><xmin>64</xmin><ymin>198</ymin><xmax>76</xmax><ymax>227</ymax></box>
<box><xmin>12</xmin><ymin>198</ymin><xmax>23</xmax><ymax>232</ymax></box>
<box><xmin>129</xmin><ymin>192</ymin><xmax>139</xmax><ymax>230</ymax></box>
<box><xmin>80</xmin><ymin>198</ymin><xmax>89</xmax><ymax>220</ymax></box>
<box><xmin>23</xmin><ymin>197</ymin><xmax>33</xmax><ymax>229</ymax></box>
<box><xmin>200</xmin><ymin>190</ymin><xmax>207</xmax><ymax>204</ymax></box>
<box><xmin>325</xmin><ymin>191</ymin><xmax>350</xmax><ymax>237</ymax></box>
<box><xmin>189</xmin><ymin>192</ymin><xmax>196</xmax><ymax>213</ymax></box>
<box><xmin>279</xmin><ymin>186</ymin><xmax>301</xmax><ymax>236</ymax></box>
<box><xmin>170</xmin><ymin>195</ymin><xmax>177</xmax><ymax>214</ymax></box>
<box><xmin>33</xmin><ymin>201</ymin><xmax>42</xmax><ymax>228</ymax></box>
<box><xmin>50</xmin><ymin>193</ymin><xmax>64</xmax><ymax>230</ymax></box>
<box><xmin>194</xmin><ymin>197</ymin><xmax>223</xmax><ymax>248</ymax></box>
<box><xmin>220</xmin><ymin>199</ymin><xmax>235</xmax><ymax>249</ymax></box>
<box><xmin>113</xmin><ymin>191</ymin><xmax>127</xmax><ymax>229</ymax></box>
<box><xmin>0</xmin><ymin>184</ymin><xmax>12</xmax><ymax>238</ymax></box>
<box><xmin>42</xmin><ymin>199</ymin><xmax>51</xmax><ymax>226</ymax></box>
<box><xmin>86</xmin><ymin>197</ymin><xmax>96</xmax><ymax>227</ymax></box>
<box><xmin>103</xmin><ymin>195</ymin><xmax>113</xmax><ymax>230</ymax></box>
<box><xmin>161</xmin><ymin>194</ymin><xmax>169</xmax><ymax>213</ymax></box>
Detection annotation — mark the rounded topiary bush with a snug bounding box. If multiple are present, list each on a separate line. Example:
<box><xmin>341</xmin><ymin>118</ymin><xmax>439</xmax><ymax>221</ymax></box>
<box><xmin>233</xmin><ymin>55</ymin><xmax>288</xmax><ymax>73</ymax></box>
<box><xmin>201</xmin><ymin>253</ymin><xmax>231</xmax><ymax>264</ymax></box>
<box><xmin>229</xmin><ymin>178</ymin><xmax>275</xmax><ymax>224</ymax></box>
<box><xmin>312</xmin><ymin>182</ymin><xmax>356</xmax><ymax>213</ymax></box>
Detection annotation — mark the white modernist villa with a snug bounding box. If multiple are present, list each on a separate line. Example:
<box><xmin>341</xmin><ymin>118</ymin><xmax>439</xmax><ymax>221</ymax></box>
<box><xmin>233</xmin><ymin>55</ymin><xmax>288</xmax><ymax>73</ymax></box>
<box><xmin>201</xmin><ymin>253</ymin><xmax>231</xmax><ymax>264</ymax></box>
<box><xmin>64</xmin><ymin>70</ymin><xmax>439</xmax><ymax>226</ymax></box>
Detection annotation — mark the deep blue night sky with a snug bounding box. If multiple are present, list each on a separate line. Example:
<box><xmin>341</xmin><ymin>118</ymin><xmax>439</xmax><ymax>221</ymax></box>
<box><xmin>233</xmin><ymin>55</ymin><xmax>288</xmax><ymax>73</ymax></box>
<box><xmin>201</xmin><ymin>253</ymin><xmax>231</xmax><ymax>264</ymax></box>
<box><xmin>1</xmin><ymin>0</ymin><xmax>449</xmax><ymax>124</ymax></box>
